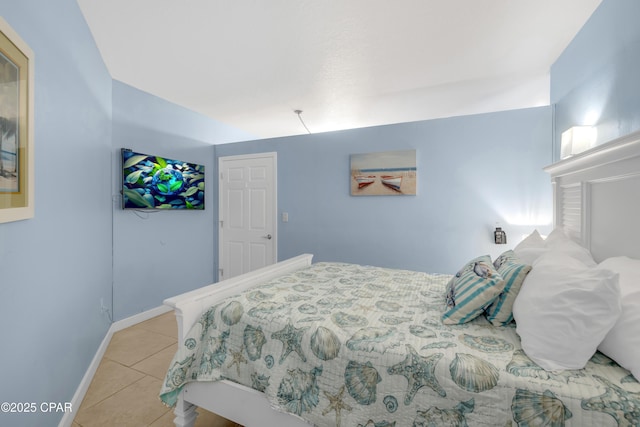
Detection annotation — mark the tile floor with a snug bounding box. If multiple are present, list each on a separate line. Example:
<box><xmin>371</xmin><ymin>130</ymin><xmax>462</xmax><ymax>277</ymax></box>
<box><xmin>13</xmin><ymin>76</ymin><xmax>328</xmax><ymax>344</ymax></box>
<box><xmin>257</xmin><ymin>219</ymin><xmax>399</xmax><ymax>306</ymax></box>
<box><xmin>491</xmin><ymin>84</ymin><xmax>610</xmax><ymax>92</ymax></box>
<box><xmin>73</xmin><ymin>311</ymin><xmax>241</xmax><ymax>427</ymax></box>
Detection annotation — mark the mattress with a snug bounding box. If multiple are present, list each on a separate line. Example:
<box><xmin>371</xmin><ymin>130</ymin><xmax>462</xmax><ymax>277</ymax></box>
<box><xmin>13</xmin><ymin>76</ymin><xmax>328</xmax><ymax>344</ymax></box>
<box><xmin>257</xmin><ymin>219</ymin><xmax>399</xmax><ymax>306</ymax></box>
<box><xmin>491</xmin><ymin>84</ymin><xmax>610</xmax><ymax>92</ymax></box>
<box><xmin>160</xmin><ymin>262</ymin><xmax>638</xmax><ymax>426</ymax></box>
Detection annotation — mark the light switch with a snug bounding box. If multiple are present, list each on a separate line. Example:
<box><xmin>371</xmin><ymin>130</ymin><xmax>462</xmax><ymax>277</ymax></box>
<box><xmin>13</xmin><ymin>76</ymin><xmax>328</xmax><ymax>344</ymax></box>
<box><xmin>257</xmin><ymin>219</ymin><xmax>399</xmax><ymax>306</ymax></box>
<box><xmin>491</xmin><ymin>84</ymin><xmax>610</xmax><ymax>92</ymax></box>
<box><xmin>282</xmin><ymin>212</ymin><xmax>289</xmax><ymax>223</ymax></box>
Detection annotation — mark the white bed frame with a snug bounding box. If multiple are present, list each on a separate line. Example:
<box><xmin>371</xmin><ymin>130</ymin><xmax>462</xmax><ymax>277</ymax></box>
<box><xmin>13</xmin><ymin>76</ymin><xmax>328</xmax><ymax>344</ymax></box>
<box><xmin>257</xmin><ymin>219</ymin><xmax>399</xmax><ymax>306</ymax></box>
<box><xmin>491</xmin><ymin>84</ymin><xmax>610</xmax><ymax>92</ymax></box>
<box><xmin>164</xmin><ymin>130</ymin><xmax>640</xmax><ymax>427</ymax></box>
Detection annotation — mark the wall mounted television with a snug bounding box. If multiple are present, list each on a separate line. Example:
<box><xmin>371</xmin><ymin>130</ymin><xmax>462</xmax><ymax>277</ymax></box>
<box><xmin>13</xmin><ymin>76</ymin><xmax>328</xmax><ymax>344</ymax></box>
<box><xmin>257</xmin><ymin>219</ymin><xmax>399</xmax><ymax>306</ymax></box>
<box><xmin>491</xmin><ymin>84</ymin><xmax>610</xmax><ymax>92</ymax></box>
<box><xmin>121</xmin><ymin>149</ymin><xmax>205</xmax><ymax>210</ymax></box>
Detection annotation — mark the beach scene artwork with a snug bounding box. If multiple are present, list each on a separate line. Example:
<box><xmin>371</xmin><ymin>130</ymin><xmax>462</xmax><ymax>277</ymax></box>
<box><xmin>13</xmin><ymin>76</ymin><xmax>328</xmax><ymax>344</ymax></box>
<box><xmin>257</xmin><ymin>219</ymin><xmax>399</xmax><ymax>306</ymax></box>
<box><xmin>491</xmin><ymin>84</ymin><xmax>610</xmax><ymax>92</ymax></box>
<box><xmin>350</xmin><ymin>149</ymin><xmax>417</xmax><ymax>196</ymax></box>
<box><xmin>0</xmin><ymin>50</ymin><xmax>19</xmax><ymax>193</ymax></box>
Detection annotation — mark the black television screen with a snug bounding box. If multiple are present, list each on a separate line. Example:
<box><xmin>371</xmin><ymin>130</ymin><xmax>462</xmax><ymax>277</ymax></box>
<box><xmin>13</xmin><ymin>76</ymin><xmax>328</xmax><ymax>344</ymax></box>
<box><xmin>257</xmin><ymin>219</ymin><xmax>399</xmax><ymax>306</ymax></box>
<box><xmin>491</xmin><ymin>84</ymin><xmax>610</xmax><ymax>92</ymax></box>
<box><xmin>121</xmin><ymin>149</ymin><xmax>205</xmax><ymax>210</ymax></box>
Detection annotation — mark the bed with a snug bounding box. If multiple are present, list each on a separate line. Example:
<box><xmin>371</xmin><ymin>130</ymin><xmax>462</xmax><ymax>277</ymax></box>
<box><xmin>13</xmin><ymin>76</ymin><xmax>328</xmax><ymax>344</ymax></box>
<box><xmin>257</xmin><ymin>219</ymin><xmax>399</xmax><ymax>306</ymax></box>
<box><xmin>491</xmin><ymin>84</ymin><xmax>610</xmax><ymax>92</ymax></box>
<box><xmin>160</xmin><ymin>130</ymin><xmax>640</xmax><ymax>427</ymax></box>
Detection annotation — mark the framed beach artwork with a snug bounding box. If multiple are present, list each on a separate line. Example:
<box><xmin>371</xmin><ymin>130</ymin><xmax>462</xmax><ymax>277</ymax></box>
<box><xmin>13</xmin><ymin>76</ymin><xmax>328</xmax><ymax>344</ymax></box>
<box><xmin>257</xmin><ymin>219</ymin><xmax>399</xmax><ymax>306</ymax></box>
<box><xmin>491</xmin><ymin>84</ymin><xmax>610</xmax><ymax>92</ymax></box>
<box><xmin>0</xmin><ymin>17</ymin><xmax>34</xmax><ymax>223</ymax></box>
<box><xmin>350</xmin><ymin>149</ymin><xmax>417</xmax><ymax>196</ymax></box>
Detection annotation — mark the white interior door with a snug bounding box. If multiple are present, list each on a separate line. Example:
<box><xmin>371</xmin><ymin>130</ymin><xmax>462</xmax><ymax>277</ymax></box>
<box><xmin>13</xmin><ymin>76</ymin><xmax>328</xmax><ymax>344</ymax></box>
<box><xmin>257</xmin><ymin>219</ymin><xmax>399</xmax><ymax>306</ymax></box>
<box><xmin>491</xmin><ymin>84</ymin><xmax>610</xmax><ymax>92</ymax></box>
<box><xmin>219</xmin><ymin>152</ymin><xmax>277</xmax><ymax>279</ymax></box>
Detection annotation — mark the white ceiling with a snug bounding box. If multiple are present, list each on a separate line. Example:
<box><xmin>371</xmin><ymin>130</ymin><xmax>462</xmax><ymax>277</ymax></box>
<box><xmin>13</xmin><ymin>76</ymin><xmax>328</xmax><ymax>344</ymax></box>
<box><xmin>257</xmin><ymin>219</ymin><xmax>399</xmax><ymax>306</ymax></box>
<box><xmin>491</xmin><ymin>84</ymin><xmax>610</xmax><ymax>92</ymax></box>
<box><xmin>77</xmin><ymin>0</ymin><xmax>602</xmax><ymax>140</ymax></box>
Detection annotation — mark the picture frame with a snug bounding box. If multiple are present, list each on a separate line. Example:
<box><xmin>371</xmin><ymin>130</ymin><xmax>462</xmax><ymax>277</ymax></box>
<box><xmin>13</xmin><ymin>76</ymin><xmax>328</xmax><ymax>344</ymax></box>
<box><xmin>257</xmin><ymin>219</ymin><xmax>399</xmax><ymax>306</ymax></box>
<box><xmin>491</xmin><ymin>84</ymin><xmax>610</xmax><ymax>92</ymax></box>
<box><xmin>0</xmin><ymin>17</ymin><xmax>34</xmax><ymax>223</ymax></box>
<box><xmin>350</xmin><ymin>149</ymin><xmax>417</xmax><ymax>196</ymax></box>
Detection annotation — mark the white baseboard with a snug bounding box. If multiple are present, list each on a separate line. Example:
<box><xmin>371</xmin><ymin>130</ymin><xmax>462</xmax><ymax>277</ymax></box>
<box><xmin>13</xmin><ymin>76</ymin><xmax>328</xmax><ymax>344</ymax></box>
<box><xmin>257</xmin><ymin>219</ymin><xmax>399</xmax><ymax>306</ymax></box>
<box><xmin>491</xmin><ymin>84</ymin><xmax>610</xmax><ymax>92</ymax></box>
<box><xmin>58</xmin><ymin>305</ymin><xmax>173</xmax><ymax>427</ymax></box>
<box><xmin>111</xmin><ymin>304</ymin><xmax>173</xmax><ymax>333</ymax></box>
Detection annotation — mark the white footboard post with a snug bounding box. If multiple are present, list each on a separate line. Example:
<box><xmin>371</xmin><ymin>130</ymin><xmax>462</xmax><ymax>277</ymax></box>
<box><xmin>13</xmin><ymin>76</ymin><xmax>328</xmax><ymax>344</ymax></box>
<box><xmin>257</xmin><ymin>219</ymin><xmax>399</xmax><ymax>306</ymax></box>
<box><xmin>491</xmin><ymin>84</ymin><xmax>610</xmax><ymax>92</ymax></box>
<box><xmin>173</xmin><ymin>393</ymin><xmax>198</xmax><ymax>427</ymax></box>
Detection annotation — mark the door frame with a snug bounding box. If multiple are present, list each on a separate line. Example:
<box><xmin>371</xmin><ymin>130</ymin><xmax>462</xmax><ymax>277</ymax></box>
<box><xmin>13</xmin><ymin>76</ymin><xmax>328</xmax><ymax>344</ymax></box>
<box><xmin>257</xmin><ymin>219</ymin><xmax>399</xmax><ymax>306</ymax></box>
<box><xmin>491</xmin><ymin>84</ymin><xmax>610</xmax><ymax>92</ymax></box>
<box><xmin>218</xmin><ymin>152</ymin><xmax>278</xmax><ymax>280</ymax></box>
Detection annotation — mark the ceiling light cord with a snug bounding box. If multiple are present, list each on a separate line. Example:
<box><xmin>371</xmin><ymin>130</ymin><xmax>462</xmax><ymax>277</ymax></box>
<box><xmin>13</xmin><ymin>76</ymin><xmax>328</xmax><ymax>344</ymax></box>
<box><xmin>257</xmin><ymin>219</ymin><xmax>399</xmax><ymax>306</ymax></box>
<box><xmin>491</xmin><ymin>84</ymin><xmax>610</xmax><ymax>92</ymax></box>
<box><xmin>294</xmin><ymin>109</ymin><xmax>311</xmax><ymax>134</ymax></box>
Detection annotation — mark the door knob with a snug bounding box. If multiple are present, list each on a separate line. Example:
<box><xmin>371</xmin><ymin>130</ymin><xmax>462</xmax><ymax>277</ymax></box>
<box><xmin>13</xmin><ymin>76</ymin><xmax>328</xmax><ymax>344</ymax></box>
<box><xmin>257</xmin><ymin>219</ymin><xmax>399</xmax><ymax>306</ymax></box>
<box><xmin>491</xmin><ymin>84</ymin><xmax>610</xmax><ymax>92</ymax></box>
<box><xmin>263</xmin><ymin>234</ymin><xmax>272</xmax><ymax>240</ymax></box>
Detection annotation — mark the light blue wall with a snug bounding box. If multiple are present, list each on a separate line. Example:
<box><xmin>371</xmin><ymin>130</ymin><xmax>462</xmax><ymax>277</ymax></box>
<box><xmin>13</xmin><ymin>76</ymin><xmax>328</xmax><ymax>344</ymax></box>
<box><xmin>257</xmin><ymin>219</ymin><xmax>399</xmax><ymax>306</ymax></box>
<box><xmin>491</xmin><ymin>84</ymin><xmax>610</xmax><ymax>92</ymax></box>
<box><xmin>111</xmin><ymin>81</ymin><xmax>253</xmax><ymax>320</ymax></box>
<box><xmin>0</xmin><ymin>3</ymin><xmax>254</xmax><ymax>426</ymax></box>
<box><xmin>0</xmin><ymin>1</ymin><xmax>113</xmax><ymax>426</ymax></box>
<box><xmin>216</xmin><ymin>107</ymin><xmax>553</xmax><ymax>275</ymax></box>
<box><xmin>551</xmin><ymin>0</ymin><xmax>640</xmax><ymax>158</ymax></box>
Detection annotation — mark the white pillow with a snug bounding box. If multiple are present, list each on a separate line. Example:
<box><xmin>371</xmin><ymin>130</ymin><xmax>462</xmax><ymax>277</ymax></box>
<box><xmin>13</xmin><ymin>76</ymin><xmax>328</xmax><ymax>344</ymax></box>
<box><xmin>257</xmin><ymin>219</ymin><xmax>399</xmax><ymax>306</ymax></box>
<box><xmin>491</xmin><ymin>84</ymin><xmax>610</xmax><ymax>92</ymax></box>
<box><xmin>597</xmin><ymin>256</ymin><xmax>640</xmax><ymax>380</ymax></box>
<box><xmin>513</xmin><ymin>253</ymin><xmax>621</xmax><ymax>371</ymax></box>
<box><xmin>514</xmin><ymin>229</ymin><xmax>545</xmax><ymax>252</ymax></box>
<box><xmin>514</xmin><ymin>227</ymin><xmax>596</xmax><ymax>266</ymax></box>
<box><xmin>514</xmin><ymin>230</ymin><xmax>547</xmax><ymax>264</ymax></box>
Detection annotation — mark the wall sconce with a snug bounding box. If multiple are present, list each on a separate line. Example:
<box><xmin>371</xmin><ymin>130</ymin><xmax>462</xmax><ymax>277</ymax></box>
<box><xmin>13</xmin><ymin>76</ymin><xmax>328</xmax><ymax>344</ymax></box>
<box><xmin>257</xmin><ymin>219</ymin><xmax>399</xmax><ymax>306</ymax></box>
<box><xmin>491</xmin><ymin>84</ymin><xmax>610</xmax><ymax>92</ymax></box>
<box><xmin>494</xmin><ymin>227</ymin><xmax>507</xmax><ymax>244</ymax></box>
<box><xmin>560</xmin><ymin>126</ymin><xmax>597</xmax><ymax>159</ymax></box>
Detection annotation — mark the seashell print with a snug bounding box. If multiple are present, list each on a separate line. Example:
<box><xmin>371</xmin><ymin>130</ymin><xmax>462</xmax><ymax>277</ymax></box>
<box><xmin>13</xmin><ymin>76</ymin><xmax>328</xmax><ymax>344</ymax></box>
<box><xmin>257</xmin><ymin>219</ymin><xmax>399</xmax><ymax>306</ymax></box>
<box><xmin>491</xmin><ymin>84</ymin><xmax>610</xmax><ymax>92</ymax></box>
<box><xmin>199</xmin><ymin>330</ymin><xmax>229</xmax><ymax>375</ymax></box>
<box><xmin>345</xmin><ymin>360</ymin><xmax>382</xmax><ymax>405</ymax></box>
<box><xmin>439</xmin><ymin>332</ymin><xmax>455</xmax><ymax>338</ymax></box>
<box><xmin>220</xmin><ymin>301</ymin><xmax>243</xmax><ymax>325</ymax></box>
<box><xmin>376</xmin><ymin>300</ymin><xmax>402</xmax><ymax>312</ymax></box>
<box><xmin>351</xmin><ymin>289</ymin><xmax>375</xmax><ymax>298</ymax></box>
<box><xmin>365</xmin><ymin>282</ymin><xmax>391</xmax><ymax>292</ymax></box>
<box><xmin>165</xmin><ymin>354</ymin><xmax>196</xmax><ymax>388</ymax></box>
<box><xmin>298</xmin><ymin>303</ymin><xmax>318</xmax><ymax>314</ymax></box>
<box><xmin>512</xmin><ymin>389</ymin><xmax>572</xmax><ymax>426</ymax></box>
<box><xmin>581</xmin><ymin>374</ymin><xmax>640</xmax><ymax>425</ymax></box>
<box><xmin>421</xmin><ymin>288</ymin><xmax>445</xmax><ymax>298</ymax></box>
<box><xmin>184</xmin><ymin>338</ymin><xmax>197</xmax><ymax>350</ymax></box>
<box><xmin>507</xmin><ymin>350</ymin><xmax>584</xmax><ymax>383</ymax></box>
<box><xmin>277</xmin><ymin>366</ymin><xmax>323</xmax><ymax>416</ymax></box>
<box><xmin>248</xmin><ymin>301</ymin><xmax>286</xmax><ymax>319</ymax></box>
<box><xmin>460</xmin><ymin>334</ymin><xmax>514</xmax><ymax>353</ymax></box>
<box><xmin>318</xmin><ymin>297</ymin><xmax>354</xmax><ymax>309</ymax></box>
<box><xmin>622</xmin><ymin>374</ymin><xmax>637</xmax><ymax>384</ymax></box>
<box><xmin>422</xmin><ymin>341</ymin><xmax>456</xmax><ymax>350</ymax></box>
<box><xmin>246</xmin><ymin>290</ymin><xmax>273</xmax><ymax>301</ymax></box>
<box><xmin>409</xmin><ymin>325</ymin><xmax>437</xmax><ymax>339</ymax></box>
<box><xmin>379</xmin><ymin>315</ymin><xmax>412</xmax><ymax>325</ymax></box>
<box><xmin>250</xmin><ymin>372</ymin><xmax>270</xmax><ymax>392</ymax></box>
<box><xmin>357</xmin><ymin>421</ymin><xmax>396</xmax><ymax>427</ymax></box>
<box><xmin>346</xmin><ymin>327</ymin><xmax>399</xmax><ymax>353</ymax></box>
<box><xmin>383</xmin><ymin>395</ymin><xmax>398</xmax><ymax>413</ymax></box>
<box><xmin>413</xmin><ymin>399</ymin><xmax>474</xmax><ymax>427</ymax></box>
<box><xmin>264</xmin><ymin>355</ymin><xmax>274</xmax><ymax>369</ymax></box>
<box><xmin>332</xmin><ymin>311</ymin><xmax>369</xmax><ymax>328</ymax></box>
<box><xmin>285</xmin><ymin>294</ymin><xmax>311</xmax><ymax>303</ymax></box>
<box><xmin>449</xmin><ymin>353</ymin><xmax>499</xmax><ymax>393</ymax></box>
<box><xmin>243</xmin><ymin>324</ymin><xmax>266</xmax><ymax>361</ymax></box>
<box><xmin>299</xmin><ymin>316</ymin><xmax>326</xmax><ymax>323</ymax></box>
<box><xmin>381</xmin><ymin>290</ymin><xmax>414</xmax><ymax>300</ymax></box>
<box><xmin>310</xmin><ymin>326</ymin><xmax>341</xmax><ymax>361</ymax></box>
<box><xmin>293</xmin><ymin>284</ymin><xmax>314</xmax><ymax>292</ymax></box>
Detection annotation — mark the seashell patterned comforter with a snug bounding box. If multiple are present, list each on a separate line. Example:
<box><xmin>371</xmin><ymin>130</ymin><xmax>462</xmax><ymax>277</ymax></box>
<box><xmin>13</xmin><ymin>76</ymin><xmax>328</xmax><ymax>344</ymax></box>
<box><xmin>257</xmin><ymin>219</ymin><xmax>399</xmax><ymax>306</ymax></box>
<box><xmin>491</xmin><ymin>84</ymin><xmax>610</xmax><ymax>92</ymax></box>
<box><xmin>160</xmin><ymin>262</ymin><xmax>639</xmax><ymax>426</ymax></box>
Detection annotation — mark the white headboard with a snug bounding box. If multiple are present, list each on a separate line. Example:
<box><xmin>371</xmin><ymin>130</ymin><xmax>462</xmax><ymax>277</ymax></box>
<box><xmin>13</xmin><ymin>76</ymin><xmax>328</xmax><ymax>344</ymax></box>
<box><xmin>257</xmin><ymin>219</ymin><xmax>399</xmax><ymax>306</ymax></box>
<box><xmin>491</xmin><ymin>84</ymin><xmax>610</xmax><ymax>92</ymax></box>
<box><xmin>544</xmin><ymin>130</ymin><xmax>640</xmax><ymax>263</ymax></box>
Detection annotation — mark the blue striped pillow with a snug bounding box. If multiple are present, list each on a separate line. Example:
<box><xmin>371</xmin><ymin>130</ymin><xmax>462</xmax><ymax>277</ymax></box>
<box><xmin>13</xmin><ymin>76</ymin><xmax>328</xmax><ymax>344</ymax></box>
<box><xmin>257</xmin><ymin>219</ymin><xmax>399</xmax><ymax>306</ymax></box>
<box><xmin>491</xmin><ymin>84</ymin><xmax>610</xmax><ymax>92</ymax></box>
<box><xmin>485</xmin><ymin>251</ymin><xmax>532</xmax><ymax>326</ymax></box>
<box><xmin>442</xmin><ymin>255</ymin><xmax>506</xmax><ymax>325</ymax></box>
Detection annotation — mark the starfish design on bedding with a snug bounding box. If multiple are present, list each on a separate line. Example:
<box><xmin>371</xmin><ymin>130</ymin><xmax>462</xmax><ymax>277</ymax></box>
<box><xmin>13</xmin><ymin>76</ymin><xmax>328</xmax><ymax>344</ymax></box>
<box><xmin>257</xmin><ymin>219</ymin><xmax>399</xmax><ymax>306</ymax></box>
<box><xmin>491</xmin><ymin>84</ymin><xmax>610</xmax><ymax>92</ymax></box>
<box><xmin>271</xmin><ymin>321</ymin><xmax>309</xmax><ymax>364</ymax></box>
<box><xmin>227</xmin><ymin>345</ymin><xmax>247</xmax><ymax>376</ymax></box>
<box><xmin>387</xmin><ymin>344</ymin><xmax>446</xmax><ymax>405</ymax></box>
<box><xmin>322</xmin><ymin>385</ymin><xmax>352</xmax><ymax>427</ymax></box>
<box><xmin>581</xmin><ymin>375</ymin><xmax>640</xmax><ymax>425</ymax></box>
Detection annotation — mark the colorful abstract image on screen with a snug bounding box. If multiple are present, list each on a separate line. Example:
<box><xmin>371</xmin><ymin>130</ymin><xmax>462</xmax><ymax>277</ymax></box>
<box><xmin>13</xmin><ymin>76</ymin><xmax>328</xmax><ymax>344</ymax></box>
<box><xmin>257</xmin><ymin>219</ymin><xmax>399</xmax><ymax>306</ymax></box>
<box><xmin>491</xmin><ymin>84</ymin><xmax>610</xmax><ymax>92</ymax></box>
<box><xmin>121</xmin><ymin>149</ymin><xmax>205</xmax><ymax>210</ymax></box>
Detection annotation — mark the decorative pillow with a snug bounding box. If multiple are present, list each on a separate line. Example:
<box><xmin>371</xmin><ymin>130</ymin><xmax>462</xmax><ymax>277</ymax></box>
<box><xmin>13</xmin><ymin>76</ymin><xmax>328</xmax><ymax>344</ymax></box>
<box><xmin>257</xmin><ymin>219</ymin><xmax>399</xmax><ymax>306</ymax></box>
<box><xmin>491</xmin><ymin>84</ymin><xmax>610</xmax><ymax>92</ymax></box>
<box><xmin>485</xmin><ymin>250</ymin><xmax>532</xmax><ymax>326</ymax></box>
<box><xmin>597</xmin><ymin>256</ymin><xmax>640</xmax><ymax>380</ymax></box>
<box><xmin>442</xmin><ymin>255</ymin><xmax>506</xmax><ymax>325</ymax></box>
<box><xmin>513</xmin><ymin>252</ymin><xmax>621</xmax><ymax>371</ymax></box>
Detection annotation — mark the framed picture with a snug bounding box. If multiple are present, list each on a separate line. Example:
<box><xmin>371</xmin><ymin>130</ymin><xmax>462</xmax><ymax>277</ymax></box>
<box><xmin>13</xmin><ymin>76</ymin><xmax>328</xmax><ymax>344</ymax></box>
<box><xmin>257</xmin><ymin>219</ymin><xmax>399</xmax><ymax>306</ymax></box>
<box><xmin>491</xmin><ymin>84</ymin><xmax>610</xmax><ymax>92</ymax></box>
<box><xmin>0</xmin><ymin>17</ymin><xmax>34</xmax><ymax>223</ymax></box>
<box><xmin>350</xmin><ymin>149</ymin><xmax>417</xmax><ymax>196</ymax></box>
